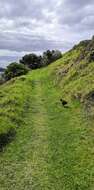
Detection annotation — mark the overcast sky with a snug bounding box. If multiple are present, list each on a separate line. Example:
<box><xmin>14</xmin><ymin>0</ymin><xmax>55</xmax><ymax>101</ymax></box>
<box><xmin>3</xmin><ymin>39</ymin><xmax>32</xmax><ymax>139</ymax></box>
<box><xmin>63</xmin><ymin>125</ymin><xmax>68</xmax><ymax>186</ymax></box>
<box><xmin>0</xmin><ymin>0</ymin><xmax>94</xmax><ymax>67</ymax></box>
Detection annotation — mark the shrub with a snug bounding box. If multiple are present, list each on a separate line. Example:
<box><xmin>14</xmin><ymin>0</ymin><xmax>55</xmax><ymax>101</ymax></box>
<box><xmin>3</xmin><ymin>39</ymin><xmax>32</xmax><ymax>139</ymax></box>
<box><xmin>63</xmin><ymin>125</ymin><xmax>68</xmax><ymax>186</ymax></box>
<box><xmin>20</xmin><ymin>54</ymin><xmax>42</xmax><ymax>69</ymax></box>
<box><xmin>88</xmin><ymin>52</ymin><xmax>94</xmax><ymax>62</ymax></box>
<box><xmin>42</xmin><ymin>50</ymin><xmax>62</xmax><ymax>65</ymax></box>
<box><xmin>0</xmin><ymin>128</ymin><xmax>16</xmax><ymax>152</ymax></box>
<box><xmin>0</xmin><ymin>75</ymin><xmax>5</xmax><ymax>85</ymax></box>
<box><xmin>20</xmin><ymin>50</ymin><xmax>62</xmax><ymax>69</ymax></box>
<box><xmin>3</xmin><ymin>62</ymin><xmax>29</xmax><ymax>81</ymax></box>
<box><xmin>51</xmin><ymin>50</ymin><xmax>62</xmax><ymax>61</ymax></box>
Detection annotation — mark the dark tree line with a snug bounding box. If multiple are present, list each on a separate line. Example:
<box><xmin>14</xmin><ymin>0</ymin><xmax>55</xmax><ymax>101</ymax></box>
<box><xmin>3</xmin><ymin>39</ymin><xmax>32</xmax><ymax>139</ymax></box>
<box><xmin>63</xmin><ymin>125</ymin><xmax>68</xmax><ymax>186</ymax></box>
<box><xmin>2</xmin><ymin>50</ymin><xmax>62</xmax><ymax>81</ymax></box>
<box><xmin>20</xmin><ymin>50</ymin><xmax>62</xmax><ymax>69</ymax></box>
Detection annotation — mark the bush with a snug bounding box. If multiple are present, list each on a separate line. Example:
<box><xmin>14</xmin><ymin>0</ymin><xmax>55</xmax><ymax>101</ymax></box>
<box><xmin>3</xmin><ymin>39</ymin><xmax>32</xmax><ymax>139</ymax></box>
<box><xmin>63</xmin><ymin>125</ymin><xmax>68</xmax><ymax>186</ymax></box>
<box><xmin>88</xmin><ymin>52</ymin><xmax>94</xmax><ymax>62</ymax></box>
<box><xmin>0</xmin><ymin>128</ymin><xmax>16</xmax><ymax>152</ymax></box>
<box><xmin>20</xmin><ymin>54</ymin><xmax>42</xmax><ymax>69</ymax></box>
<box><xmin>51</xmin><ymin>50</ymin><xmax>62</xmax><ymax>61</ymax></box>
<box><xmin>0</xmin><ymin>75</ymin><xmax>5</xmax><ymax>85</ymax></box>
<box><xmin>42</xmin><ymin>50</ymin><xmax>62</xmax><ymax>65</ymax></box>
<box><xmin>20</xmin><ymin>50</ymin><xmax>62</xmax><ymax>69</ymax></box>
<box><xmin>3</xmin><ymin>62</ymin><xmax>29</xmax><ymax>81</ymax></box>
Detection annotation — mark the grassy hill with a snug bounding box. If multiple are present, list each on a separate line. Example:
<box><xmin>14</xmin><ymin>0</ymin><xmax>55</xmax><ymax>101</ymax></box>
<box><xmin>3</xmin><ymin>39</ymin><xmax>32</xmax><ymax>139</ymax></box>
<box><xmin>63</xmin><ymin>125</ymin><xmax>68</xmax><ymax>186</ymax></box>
<box><xmin>0</xmin><ymin>37</ymin><xmax>94</xmax><ymax>189</ymax></box>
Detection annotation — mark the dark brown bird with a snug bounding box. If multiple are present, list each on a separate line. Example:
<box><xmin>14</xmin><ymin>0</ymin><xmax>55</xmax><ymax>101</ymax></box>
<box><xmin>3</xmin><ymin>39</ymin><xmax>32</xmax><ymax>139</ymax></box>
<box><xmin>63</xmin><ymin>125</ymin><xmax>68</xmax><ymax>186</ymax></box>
<box><xmin>60</xmin><ymin>99</ymin><xmax>68</xmax><ymax>107</ymax></box>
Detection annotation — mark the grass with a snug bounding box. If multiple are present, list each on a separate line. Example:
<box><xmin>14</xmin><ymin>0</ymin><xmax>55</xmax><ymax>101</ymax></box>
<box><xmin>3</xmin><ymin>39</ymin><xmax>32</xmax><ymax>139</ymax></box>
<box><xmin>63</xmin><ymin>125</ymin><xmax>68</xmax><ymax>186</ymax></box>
<box><xmin>0</xmin><ymin>48</ymin><xmax>94</xmax><ymax>189</ymax></box>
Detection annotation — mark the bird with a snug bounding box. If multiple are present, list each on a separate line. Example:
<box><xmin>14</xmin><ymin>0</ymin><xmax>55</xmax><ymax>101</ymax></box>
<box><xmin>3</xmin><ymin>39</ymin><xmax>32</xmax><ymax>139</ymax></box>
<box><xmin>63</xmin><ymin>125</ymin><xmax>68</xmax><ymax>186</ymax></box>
<box><xmin>60</xmin><ymin>99</ymin><xmax>68</xmax><ymax>107</ymax></box>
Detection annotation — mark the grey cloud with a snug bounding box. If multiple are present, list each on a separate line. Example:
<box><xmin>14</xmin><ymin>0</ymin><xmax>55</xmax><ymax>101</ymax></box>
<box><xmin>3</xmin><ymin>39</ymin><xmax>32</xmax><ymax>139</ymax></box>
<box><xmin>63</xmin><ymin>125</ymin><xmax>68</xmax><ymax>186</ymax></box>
<box><xmin>0</xmin><ymin>0</ymin><xmax>94</xmax><ymax>67</ymax></box>
<box><xmin>0</xmin><ymin>31</ymin><xmax>66</xmax><ymax>52</ymax></box>
<box><xmin>0</xmin><ymin>0</ymin><xmax>47</xmax><ymax>19</ymax></box>
<box><xmin>65</xmin><ymin>0</ymin><xmax>94</xmax><ymax>9</ymax></box>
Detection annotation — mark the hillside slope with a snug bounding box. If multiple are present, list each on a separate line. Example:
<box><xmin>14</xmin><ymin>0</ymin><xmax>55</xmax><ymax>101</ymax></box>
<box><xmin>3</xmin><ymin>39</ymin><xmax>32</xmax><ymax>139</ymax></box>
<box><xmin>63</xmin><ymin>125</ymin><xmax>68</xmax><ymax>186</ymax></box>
<box><xmin>0</xmin><ymin>38</ymin><xmax>94</xmax><ymax>189</ymax></box>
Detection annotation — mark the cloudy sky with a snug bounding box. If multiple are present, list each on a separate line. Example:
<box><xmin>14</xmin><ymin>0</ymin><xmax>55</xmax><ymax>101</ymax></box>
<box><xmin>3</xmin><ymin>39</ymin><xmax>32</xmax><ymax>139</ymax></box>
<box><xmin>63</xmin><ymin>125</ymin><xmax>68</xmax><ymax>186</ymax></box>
<box><xmin>0</xmin><ymin>0</ymin><xmax>94</xmax><ymax>67</ymax></box>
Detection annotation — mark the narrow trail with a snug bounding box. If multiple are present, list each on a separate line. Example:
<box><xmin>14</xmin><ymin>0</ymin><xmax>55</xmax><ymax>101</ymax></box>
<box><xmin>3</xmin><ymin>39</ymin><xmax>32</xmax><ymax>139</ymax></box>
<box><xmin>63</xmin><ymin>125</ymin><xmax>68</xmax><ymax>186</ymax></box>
<box><xmin>29</xmin><ymin>80</ymin><xmax>50</xmax><ymax>189</ymax></box>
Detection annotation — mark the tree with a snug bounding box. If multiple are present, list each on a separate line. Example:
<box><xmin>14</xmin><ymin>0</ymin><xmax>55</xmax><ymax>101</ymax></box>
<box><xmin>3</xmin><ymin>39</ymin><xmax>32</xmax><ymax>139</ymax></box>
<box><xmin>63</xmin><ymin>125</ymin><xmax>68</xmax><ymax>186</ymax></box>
<box><xmin>20</xmin><ymin>50</ymin><xmax>62</xmax><ymax>70</ymax></box>
<box><xmin>42</xmin><ymin>50</ymin><xmax>62</xmax><ymax>66</ymax></box>
<box><xmin>3</xmin><ymin>62</ymin><xmax>29</xmax><ymax>81</ymax></box>
<box><xmin>20</xmin><ymin>54</ymin><xmax>42</xmax><ymax>69</ymax></box>
<box><xmin>42</xmin><ymin>50</ymin><xmax>53</xmax><ymax>65</ymax></box>
<box><xmin>51</xmin><ymin>50</ymin><xmax>62</xmax><ymax>61</ymax></box>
